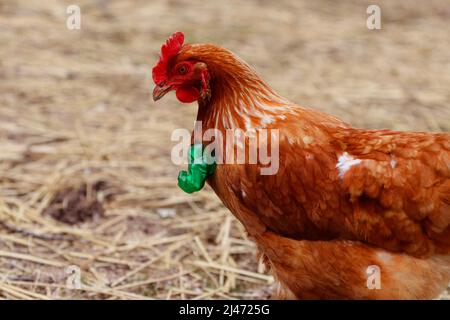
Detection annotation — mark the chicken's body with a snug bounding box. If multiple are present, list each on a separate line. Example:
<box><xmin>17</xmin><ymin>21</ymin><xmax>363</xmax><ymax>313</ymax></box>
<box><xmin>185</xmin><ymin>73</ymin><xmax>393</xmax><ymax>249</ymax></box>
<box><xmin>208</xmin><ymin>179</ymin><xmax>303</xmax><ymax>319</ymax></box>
<box><xmin>152</xmin><ymin>33</ymin><xmax>450</xmax><ymax>299</ymax></box>
<box><xmin>206</xmin><ymin>104</ymin><xmax>450</xmax><ymax>299</ymax></box>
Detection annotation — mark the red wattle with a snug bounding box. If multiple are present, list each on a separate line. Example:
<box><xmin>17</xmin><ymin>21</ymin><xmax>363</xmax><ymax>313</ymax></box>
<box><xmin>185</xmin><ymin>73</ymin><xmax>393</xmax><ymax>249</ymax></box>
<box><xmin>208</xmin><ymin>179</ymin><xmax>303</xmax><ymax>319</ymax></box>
<box><xmin>176</xmin><ymin>86</ymin><xmax>200</xmax><ymax>103</ymax></box>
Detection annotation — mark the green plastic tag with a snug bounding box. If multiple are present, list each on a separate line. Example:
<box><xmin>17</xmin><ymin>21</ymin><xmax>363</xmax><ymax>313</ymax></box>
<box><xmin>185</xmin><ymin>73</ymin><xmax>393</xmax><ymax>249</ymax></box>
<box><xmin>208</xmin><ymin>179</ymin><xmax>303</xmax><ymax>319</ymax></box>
<box><xmin>178</xmin><ymin>144</ymin><xmax>216</xmax><ymax>193</ymax></box>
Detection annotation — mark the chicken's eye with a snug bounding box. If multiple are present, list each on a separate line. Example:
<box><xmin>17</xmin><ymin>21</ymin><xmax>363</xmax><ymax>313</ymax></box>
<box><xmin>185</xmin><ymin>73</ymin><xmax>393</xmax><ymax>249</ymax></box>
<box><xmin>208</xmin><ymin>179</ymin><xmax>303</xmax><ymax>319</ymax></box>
<box><xmin>177</xmin><ymin>64</ymin><xmax>189</xmax><ymax>75</ymax></box>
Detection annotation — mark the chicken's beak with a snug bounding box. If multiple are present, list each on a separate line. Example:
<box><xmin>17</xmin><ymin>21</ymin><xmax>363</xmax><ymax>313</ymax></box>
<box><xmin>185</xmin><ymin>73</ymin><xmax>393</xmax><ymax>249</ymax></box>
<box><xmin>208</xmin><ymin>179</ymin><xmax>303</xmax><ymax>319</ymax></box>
<box><xmin>152</xmin><ymin>83</ymin><xmax>173</xmax><ymax>102</ymax></box>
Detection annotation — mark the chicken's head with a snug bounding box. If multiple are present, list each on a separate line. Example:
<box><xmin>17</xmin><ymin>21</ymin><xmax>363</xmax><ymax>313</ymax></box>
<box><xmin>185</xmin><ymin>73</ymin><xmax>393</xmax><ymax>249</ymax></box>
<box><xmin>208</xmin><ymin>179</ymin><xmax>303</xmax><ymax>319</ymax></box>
<box><xmin>152</xmin><ymin>32</ymin><xmax>210</xmax><ymax>103</ymax></box>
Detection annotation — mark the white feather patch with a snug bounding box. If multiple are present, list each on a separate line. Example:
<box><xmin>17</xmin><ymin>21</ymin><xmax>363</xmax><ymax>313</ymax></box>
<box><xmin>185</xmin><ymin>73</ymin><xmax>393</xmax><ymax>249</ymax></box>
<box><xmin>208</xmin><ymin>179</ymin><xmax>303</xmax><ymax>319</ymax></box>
<box><xmin>261</xmin><ymin>115</ymin><xmax>275</xmax><ymax>125</ymax></box>
<box><xmin>336</xmin><ymin>152</ymin><xmax>361</xmax><ymax>178</ymax></box>
<box><xmin>390</xmin><ymin>159</ymin><xmax>397</xmax><ymax>169</ymax></box>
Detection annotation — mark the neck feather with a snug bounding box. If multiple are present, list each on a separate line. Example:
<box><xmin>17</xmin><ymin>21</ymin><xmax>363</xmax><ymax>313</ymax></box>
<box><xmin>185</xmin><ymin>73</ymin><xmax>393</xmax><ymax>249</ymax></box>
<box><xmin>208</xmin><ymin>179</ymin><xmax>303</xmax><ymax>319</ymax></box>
<box><xmin>178</xmin><ymin>44</ymin><xmax>292</xmax><ymax>131</ymax></box>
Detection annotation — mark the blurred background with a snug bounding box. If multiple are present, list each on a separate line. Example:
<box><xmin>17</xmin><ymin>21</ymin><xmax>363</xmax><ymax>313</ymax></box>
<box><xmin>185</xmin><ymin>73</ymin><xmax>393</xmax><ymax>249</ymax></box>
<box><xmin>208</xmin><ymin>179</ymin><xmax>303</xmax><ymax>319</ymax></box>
<box><xmin>0</xmin><ymin>0</ymin><xmax>449</xmax><ymax>299</ymax></box>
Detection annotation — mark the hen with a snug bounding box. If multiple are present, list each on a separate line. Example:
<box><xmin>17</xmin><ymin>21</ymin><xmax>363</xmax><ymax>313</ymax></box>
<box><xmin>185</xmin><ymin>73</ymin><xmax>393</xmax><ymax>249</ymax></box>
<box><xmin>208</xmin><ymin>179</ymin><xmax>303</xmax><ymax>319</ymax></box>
<box><xmin>152</xmin><ymin>32</ymin><xmax>450</xmax><ymax>299</ymax></box>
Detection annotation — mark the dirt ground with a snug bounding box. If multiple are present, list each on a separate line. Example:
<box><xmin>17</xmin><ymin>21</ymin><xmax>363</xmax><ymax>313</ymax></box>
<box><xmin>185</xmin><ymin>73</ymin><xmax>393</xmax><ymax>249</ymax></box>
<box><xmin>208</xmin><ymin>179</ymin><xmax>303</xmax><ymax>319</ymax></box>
<box><xmin>0</xmin><ymin>0</ymin><xmax>449</xmax><ymax>299</ymax></box>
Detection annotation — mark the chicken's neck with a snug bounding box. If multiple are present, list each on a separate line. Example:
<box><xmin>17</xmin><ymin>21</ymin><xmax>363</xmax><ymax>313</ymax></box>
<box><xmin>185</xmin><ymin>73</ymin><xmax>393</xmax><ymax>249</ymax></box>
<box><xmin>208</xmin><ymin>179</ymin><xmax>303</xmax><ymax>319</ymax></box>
<box><xmin>195</xmin><ymin>55</ymin><xmax>293</xmax><ymax>132</ymax></box>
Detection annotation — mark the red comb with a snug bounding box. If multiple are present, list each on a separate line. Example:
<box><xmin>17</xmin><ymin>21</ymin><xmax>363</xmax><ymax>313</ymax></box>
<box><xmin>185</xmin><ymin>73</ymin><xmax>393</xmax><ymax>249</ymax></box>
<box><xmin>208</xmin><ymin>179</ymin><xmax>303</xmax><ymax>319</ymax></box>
<box><xmin>152</xmin><ymin>31</ymin><xmax>185</xmax><ymax>84</ymax></box>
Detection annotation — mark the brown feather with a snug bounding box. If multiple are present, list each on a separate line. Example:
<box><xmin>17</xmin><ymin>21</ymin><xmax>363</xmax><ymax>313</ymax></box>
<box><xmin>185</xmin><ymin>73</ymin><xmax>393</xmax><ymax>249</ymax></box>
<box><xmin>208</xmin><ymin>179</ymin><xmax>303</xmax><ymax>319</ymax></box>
<box><xmin>174</xmin><ymin>43</ymin><xmax>450</xmax><ymax>299</ymax></box>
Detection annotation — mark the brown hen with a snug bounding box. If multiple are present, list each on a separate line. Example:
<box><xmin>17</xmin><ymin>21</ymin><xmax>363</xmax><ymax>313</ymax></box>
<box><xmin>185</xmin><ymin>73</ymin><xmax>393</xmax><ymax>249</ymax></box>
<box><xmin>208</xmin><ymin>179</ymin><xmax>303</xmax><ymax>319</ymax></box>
<box><xmin>152</xmin><ymin>32</ymin><xmax>450</xmax><ymax>299</ymax></box>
